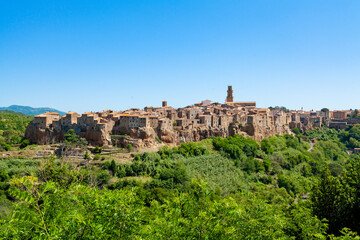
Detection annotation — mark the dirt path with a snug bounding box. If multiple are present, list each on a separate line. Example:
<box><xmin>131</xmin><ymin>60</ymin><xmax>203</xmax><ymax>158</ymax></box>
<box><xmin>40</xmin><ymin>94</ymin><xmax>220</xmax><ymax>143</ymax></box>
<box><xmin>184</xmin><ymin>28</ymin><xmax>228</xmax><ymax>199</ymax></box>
<box><xmin>308</xmin><ymin>143</ymin><xmax>315</xmax><ymax>152</ymax></box>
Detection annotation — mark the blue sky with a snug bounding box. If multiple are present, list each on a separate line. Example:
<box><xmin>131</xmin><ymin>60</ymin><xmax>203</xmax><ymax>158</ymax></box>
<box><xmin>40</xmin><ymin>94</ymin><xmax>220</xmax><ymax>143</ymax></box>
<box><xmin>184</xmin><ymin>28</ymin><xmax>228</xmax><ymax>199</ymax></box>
<box><xmin>1</xmin><ymin>0</ymin><xmax>359</xmax><ymax>113</ymax></box>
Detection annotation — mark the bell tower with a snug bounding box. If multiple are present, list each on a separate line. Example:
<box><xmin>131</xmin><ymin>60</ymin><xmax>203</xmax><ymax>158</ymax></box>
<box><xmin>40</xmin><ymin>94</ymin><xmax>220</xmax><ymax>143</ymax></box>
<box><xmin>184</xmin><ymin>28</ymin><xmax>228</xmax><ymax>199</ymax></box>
<box><xmin>225</xmin><ymin>86</ymin><xmax>234</xmax><ymax>103</ymax></box>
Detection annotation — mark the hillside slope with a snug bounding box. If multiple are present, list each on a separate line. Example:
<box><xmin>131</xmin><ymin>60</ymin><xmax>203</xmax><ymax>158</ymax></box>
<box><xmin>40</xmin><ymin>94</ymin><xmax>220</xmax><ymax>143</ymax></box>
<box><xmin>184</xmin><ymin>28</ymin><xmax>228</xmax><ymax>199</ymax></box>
<box><xmin>0</xmin><ymin>105</ymin><xmax>66</xmax><ymax>116</ymax></box>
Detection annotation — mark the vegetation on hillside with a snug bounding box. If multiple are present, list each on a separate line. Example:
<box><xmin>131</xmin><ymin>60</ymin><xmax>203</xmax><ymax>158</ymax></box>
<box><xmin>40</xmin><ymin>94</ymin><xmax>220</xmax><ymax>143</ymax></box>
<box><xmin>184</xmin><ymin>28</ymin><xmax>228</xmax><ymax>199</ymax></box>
<box><xmin>0</xmin><ymin>111</ymin><xmax>33</xmax><ymax>151</ymax></box>
<box><xmin>1</xmin><ymin>119</ymin><xmax>360</xmax><ymax>238</ymax></box>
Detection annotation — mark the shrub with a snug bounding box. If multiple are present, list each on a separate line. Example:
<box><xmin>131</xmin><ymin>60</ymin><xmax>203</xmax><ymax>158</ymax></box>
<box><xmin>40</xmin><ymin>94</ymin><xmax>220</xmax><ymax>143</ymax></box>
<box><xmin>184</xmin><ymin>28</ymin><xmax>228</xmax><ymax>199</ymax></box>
<box><xmin>213</xmin><ymin>135</ymin><xmax>260</xmax><ymax>159</ymax></box>
<box><xmin>0</xmin><ymin>142</ymin><xmax>11</xmax><ymax>151</ymax></box>
<box><xmin>20</xmin><ymin>139</ymin><xmax>30</xmax><ymax>149</ymax></box>
<box><xmin>96</xmin><ymin>170</ymin><xmax>111</xmax><ymax>186</ymax></box>
<box><xmin>293</xmin><ymin>128</ymin><xmax>301</xmax><ymax>135</ymax></box>
<box><xmin>93</xmin><ymin>146</ymin><xmax>103</xmax><ymax>154</ymax></box>
<box><xmin>261</xmin><ymin>136</ymin><xmax>286</xmax><ymax>154</ymax></box>
<box><xmin>93</xmin><ymin>154</ymin><xmax>101</xmax><ymax>160</ymax></box>
<box><xmin>126</xmin><ymin>144</ymin><xmax>133</xmax><ymax>152</ymax></box>
<box><xmin>175</xmin><ymin>142</ymin><xmax>209</xmax><ymax>157</ymax></box>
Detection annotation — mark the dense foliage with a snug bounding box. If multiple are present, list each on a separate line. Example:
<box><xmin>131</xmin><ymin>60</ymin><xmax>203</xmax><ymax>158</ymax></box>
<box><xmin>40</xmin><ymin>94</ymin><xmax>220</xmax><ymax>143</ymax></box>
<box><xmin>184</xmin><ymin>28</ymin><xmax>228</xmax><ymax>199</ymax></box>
<box><xmin>1</xmin><ymin>126</ymin><xmax>360</xmax><ymax>238</ymax></box>
<box><xmin>0</xmin><ymin>111</ymin><xmax>33</xmax><ymax>151</ymax></box>
<box><xmin>0</xmin><ymin>158</ymin><xmax>39</xmax><ymax>218</ymax></box>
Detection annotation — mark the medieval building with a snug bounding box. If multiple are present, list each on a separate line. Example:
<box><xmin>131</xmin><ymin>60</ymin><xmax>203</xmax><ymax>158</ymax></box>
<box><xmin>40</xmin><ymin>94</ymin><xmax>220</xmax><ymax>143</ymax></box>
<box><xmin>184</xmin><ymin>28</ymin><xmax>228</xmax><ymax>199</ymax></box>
<box><xmin>25</xmin><ymin>86</ymin><xmax>326</xmax><ymax>148</ymax></box>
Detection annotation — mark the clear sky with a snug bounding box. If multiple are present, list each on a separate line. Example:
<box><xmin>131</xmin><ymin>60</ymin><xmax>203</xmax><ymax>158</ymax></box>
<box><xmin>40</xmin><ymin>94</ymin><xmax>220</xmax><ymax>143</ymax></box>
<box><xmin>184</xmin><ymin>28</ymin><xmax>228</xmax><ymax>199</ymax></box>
<box><xmin>1</xmin><ymin>0</ymin><xmax>359</xmax><ymax>113</ymax></box>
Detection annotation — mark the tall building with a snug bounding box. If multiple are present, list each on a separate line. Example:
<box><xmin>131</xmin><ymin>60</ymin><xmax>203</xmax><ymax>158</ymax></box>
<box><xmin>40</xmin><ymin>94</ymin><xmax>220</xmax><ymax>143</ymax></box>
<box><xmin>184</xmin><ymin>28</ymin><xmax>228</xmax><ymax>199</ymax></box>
<box><xmin>225</xmin><ymin>86</ymin><xmax>234</xmax><ymax>103</ymax></box>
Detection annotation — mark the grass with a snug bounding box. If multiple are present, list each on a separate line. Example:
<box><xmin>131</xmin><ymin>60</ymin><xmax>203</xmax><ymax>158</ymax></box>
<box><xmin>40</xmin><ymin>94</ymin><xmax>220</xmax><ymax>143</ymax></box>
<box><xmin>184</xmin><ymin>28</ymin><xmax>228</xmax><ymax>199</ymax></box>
<box><xmin>122</xmin><ymin>176</ymin><xmax>152</xmax><ymax>183</ymax></box>
<box><xmin>198</xmin><ymin>138</ymin><xmax>217</xmax><ymax>154</ymax></box>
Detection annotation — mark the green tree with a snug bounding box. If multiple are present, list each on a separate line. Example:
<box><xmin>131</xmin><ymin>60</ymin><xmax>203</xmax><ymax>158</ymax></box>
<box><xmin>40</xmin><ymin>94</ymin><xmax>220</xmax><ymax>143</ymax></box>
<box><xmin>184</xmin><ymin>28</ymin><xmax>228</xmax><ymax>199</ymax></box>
<box><xmin>293</xmin><ymin>128</ymin><xmax>301</xmax><ymax>136</ymax></box>
<box><xmin>64</xmin><ymin>129</ymin><xmax>79</xmax><ymax>143</ymax></box>
<box><xmin>342</xmin><ymin>158</ymin><xmax>360</xmax><ymax>234</ymax></box>
<box><xmin>321</xmin><ymin>108</ymin><xmax>329</xmax><ymax>112</ymax></box>
<box><xmin>311</xmin><ymin>169</ymin><xmax>347</xmax><ymax>235</ymax></box>
<box><xmin>352</xmin><ymin>109</ymin><xmax>359</xmax><ymax>118</ymax></box>
<box><xmin>261</xmin><ymin>135</ymin><xmax>286</xmax><ymax>154</ymax></box>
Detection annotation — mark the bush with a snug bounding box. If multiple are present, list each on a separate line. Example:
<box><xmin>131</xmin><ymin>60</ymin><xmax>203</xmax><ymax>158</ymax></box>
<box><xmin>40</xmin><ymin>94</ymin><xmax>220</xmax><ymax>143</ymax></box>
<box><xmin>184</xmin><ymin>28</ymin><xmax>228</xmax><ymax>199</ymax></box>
<box><xmin>20</xmin><ymin>139</ymin><xmax>30</xmax><ymax>149</ymax></box>
<box><xmin>96</xmin><ymin>170</ymin><xmax>111</xmax><ymax>186</ymax></box>
<box><xmin>126</xmin><ymin>144</ymin><xmax>133</xmax><ymax>152</ymax></box>
<box><xmin>176</xmin><ymin>142</ymin><xmax>209</xmax><ymax>157</ymax></box>
<box><xmin>93</xmin><ymin>146</ymin><xmax>103</xmax><ymax>154</ymax></box>
<box><xmin>108</xmin><ymin>179</ymin><xmax>141</xmax><ymax>190</ymax></box>
<box><xmin>261</xmin><ymin>136</ymin><xmax>286</xmax><ymax>154</ymax></box>
<box><xmin>158</xmin><ymin>167</ymin><xmax>188</xmax><ymax>185</ymax></box>
<box><xmin>213</xmin><ymin>135</ymin><xmax>260</xmax><ymax>159</ymax></box>
<box><xmin>293</xmin><ymin>128</ymin><xmax>301</xmax><ymax>135</ymax></box>
<box><xmin>93</xmin><ymin>154</ymin><xmax>101</xmax><ymax>160</ymax></box>
<box><xmin>0</xmin><ymin>142</ymin><xmax>11</xmax><ymax>151</ymax></box>
<box><xmin>117</xmin><ymin>168</ymin><xmax>126</xmax><ymax>178</ymax></box>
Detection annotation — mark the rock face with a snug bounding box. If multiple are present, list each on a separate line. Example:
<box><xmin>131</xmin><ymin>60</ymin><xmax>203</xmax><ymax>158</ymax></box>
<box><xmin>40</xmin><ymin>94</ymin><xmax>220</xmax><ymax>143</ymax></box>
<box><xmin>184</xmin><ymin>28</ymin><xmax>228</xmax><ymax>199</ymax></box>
<box><xmin>25</xmin><ymin>127</ymin><xmax>52</xmax><ymax>145</ymax></box>
<box><xmin>130</xmin><ymin>127</ymin><xmax>157</xmax><ymax>140</ymax></box>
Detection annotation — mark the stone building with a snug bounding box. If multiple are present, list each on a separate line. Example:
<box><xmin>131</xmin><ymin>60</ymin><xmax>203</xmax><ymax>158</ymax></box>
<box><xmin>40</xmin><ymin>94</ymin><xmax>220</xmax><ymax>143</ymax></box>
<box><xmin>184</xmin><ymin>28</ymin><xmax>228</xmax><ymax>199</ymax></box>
<box><xmin>25</xmin><ymin>87</ymin><xmax>323</xmax><ymax>147</ymax></box>
<box><xmin>332</xmin><ymin>111</ymin><xmax>347</xmax><ymax>119</ymax></box>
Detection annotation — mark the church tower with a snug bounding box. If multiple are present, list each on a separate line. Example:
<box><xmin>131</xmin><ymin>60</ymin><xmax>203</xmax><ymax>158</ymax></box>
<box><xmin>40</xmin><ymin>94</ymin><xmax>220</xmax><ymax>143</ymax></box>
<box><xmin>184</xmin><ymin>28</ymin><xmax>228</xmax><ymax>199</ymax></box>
<box><xmin>225</xmin><ymin>86</ymin><xmax>234</xmax><ymax>103</ymax></box>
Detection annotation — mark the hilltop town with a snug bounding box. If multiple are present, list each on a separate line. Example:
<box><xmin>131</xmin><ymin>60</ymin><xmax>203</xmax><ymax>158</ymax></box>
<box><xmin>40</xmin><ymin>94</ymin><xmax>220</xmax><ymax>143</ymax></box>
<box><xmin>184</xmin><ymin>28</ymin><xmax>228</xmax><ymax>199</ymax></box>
<box><xmin>25</xmin><ymin>86</ymin><xmax>357</xmax><ymax>148</ymax></box>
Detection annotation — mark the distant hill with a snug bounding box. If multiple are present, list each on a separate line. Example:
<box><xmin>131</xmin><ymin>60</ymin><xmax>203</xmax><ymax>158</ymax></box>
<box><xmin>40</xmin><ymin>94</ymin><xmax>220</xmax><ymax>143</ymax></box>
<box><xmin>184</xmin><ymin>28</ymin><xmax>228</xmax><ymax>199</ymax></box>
<box><xmin>0</xmin><ymin>105</ymin><xmax>66</xmax><ymax>116</ymax></box>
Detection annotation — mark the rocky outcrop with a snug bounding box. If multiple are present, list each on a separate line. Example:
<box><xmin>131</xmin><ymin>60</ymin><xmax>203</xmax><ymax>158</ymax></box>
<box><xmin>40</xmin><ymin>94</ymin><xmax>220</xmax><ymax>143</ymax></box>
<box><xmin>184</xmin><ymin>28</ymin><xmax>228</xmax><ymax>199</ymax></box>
<box><xmin>113</xmin><ymin>136</ymin><xmax>158</xmax><ymax>149</ymax></box>
<box><xmin>25</xmin><ymin>127</ymin><xmax>53</xmax><ymax>145</ymax></box>
<box><xmin>130</xmin><ymin>127</ymin><xmax>157</xmax><ymax>140</ymax></box>
<box><xmin>158</xmin><ymin>127</ymin><xmax>178</xmax><ymax>144</ymax></box>
<box><xmin>78</xmin><ymin>130</ymin><xmax>111</xmax><ymax>146</ymax></box>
